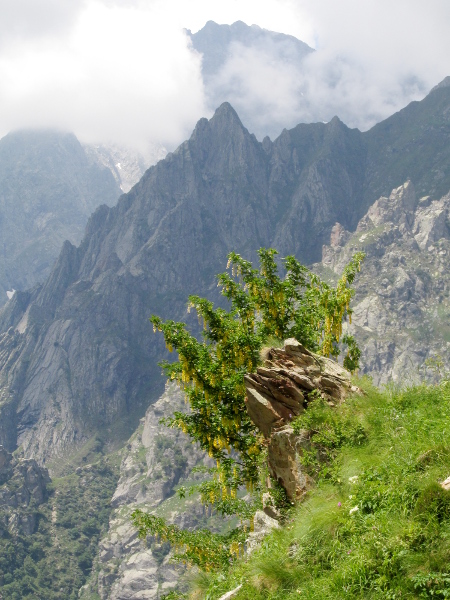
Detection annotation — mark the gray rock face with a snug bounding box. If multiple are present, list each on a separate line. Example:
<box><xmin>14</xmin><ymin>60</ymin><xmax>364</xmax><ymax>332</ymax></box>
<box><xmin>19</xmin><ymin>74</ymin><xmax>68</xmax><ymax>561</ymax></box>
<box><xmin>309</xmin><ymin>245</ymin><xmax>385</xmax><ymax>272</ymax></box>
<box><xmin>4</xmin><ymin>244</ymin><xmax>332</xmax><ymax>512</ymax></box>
<box><xmin>0</xmin><ymin>83</ymin><xmax>450</xmax><ymax>466</ymax></box>
<box><xmin>0</xmin><ymin>103</ymin><xmax>370</xmax><ymax>465</ymax></box>
<box><xmin>322</xmin><ymin>181</ymin><xmax>450</xmax><ymax>384</ymax></box>
<box><xmin>81</xmin><ymin>383</ymin><xmax>210</xmax><ymax>600</ymax></box>
<box><xmin>0</xmin><ymin>129</ymin><xmax>121</xmax><ymax>305</ymax></box>
<box><xmin>0</xmin><ymin>447</ymin><xmax>50</xmax><ymax>536</ymax></box>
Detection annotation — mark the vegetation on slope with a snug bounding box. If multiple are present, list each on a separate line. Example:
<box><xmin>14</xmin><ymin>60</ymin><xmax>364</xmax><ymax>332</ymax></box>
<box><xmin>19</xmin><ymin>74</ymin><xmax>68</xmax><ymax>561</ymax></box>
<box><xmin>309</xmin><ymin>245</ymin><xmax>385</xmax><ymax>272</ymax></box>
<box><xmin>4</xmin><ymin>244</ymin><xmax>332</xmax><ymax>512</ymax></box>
<box><xmin>0</xmin><ymin>458</ymin><xmax>119</xmax><ymax>600</ymax></box>
<box><xmin>194</xmin><ymin>378</ymin><xmax>450</xmax><ymax>599</ymax></box>
<box><xmin>133</xmin><ymin>248</ymin><xmax>364</xmax><ymax>570</ymax></box>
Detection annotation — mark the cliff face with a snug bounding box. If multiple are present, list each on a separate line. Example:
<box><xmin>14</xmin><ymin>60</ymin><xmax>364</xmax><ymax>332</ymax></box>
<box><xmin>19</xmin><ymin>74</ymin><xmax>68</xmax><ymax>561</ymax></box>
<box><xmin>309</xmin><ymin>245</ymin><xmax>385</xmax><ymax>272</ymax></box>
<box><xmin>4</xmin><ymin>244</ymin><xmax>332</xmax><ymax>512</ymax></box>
<box><xmin>81</xmin><ymin>383</ymin><xmax>211</xmax><ymax>600</ymax></box>
<box><xmin>0</xmin><ymin>83</ymin><xmax>449</xmax><ymax>466</ymax></box>
<box><xmin>0</xmin><ymin>130</ymin><xmax>121</xmax><ymax>305</ymax></box>
<box><xmin>322</xmin><ymin>181</ymin><xmax>450</xmax><ymax>384</ymax></box>
<box><xmin>0</xmin><ymin>103</ymin><xmax>372</xmax><ymax>466</ymax></box>
<box><xmin>0</xmin><ymin>447</ymin><xmax>50</xmax><ymax>537</ymax></box>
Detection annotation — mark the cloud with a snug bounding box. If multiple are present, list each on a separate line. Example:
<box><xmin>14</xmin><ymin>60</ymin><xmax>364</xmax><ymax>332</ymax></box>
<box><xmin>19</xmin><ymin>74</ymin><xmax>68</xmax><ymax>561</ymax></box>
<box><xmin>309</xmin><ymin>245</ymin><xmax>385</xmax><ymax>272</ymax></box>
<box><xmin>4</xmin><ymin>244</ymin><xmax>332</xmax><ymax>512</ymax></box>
<box><xmin>0</xmin><ymin>0</ymin><xmax>85</xmax><ymax>45</ymax></box>
<box><xmin>205</xmin><ymin>39</ymin><xmax>311</xmax><ymax>138</ymax></box>
<box><xmin>0</xmin><ymin>0</ymin><xmax>448</xmax><ymax>150</ymax></box>
<box><xmin>203</xmin><ymin>0</ymin><xmax>450</xmax><ymax>137</ymax></box>
<box><xmin>0</xmin><ymin>0</ymin><xmax>206</xmax><ymax>150</ymax></box>
<box><xmin>285</xmin><ymin>0</ymin><xmax>450</xmax><ymax>129</ymax></box>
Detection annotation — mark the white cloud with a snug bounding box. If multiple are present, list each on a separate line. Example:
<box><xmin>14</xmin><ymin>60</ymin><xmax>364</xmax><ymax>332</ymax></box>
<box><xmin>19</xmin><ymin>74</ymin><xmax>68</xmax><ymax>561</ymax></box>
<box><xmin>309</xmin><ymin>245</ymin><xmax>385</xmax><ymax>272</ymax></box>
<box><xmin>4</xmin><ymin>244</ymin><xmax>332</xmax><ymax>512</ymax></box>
<box><xmin>0</xmin><ymin>1</ymin><xmax>206</xmax><ymax>150</ymax></box>
<box><xmin>0</xmin><ymin>0</ymin><xmax>448</xmax><ymax>149</ymax></box>
<box><xmin>0</xmin><ymin>0</ymin><xmax>85</xmax><ymax>45</ymax></box>
<box><xmin>206</xmin><ymin>0</ymin><xmax>450</xmax><ymax>136</ymax></box>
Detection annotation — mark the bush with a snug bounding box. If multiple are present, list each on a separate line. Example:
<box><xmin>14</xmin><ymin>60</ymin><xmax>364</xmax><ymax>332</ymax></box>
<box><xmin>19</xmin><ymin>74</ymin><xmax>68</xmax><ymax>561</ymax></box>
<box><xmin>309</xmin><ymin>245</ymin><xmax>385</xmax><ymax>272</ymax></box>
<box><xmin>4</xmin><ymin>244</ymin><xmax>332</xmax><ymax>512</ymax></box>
<box><xmin>414</xmin><ymin>483</ymin><xmax>450</xmax><ymax>524</ymax></box>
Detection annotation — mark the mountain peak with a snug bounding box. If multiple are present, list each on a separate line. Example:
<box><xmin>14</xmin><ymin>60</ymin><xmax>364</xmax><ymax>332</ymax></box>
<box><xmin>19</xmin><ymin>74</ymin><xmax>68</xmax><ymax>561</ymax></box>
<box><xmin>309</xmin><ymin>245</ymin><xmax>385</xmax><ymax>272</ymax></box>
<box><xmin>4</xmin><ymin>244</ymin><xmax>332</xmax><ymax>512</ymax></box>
<box><xmin>430</xmin><ymin>75</ymin><xmax>450</xmax><ymax>94</ymax></box>
<box><xmin>209</xmin><ymin>102</ymin><xmax>246</xmax><ymax>132</ymax></box>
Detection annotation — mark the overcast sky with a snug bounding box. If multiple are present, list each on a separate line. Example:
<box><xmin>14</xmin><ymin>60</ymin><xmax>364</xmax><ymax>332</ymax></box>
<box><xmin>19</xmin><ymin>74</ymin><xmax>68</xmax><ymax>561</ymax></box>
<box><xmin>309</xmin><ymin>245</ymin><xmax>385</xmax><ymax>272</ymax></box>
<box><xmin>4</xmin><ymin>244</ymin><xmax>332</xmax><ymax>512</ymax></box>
<box><xmin>0</xmin><ymin>0</ymin><xmax>448</xmax><ymax>151</ymax></box>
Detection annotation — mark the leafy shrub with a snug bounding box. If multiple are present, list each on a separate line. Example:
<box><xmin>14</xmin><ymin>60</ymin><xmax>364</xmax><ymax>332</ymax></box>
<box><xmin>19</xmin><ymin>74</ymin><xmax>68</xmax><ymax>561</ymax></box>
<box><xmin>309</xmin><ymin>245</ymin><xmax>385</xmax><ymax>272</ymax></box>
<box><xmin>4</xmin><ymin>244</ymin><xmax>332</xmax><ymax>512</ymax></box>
<box><xmin>292</xmin><ymin>395</ymin><xmax>366</xmax><ymax>479</ymax></box>
<box><xmin>135</xmin><ymin>248</ymin><xmax>364</xmax><ymax>571</ymax></box>
<box><xmin>414</xmin><ymin>483</ymin><xmax>450</xmax><ymax>524</ymax></box>
<box><xmin>412</xmin><ymin>572</ymin><xmax>450</xmax><ymax>597</ymax></box>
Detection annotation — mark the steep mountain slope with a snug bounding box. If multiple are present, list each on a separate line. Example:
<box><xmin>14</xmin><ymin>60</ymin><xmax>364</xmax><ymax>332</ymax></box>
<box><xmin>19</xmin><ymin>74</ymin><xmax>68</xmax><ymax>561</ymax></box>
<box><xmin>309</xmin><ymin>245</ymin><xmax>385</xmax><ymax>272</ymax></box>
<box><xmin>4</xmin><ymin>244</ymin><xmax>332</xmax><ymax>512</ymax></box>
<box><xmin>0</xmin><ymin>130</ymin><xmax>121</xmax><ymax>305</ymax></box>
<box><xmin>364</xmin><ymin>76</ymin><xmax>450</xmax><ymax>204</ymax></box>
<box><xmin>187</xmin><ymin>21</ymin><xmax>314</xmax><ymax>139</ymax></box>
<box><xmin>80</xmin><ymin>383</ymin><xmax>210</xmax><ymax>600</ymax></box>
<box><xmin>0</xmin><ymin>82</ymin><xmax>449</xmax><ymax>467</ymax></box>
<box><xmin>0</xmin><ymin>104</ymin><xmax>370</xmax><ymax>466</ymax></box>
<box><xmin>322</xmin><ymin>181</ymin><xmax>449</xmax><ymax>385</ymax></box>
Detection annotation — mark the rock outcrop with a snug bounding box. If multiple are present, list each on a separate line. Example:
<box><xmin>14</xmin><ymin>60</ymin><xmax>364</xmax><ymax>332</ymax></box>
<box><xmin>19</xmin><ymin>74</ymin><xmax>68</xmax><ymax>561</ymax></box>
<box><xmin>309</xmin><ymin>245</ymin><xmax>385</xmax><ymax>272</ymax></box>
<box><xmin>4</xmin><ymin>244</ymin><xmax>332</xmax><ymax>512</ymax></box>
<box><xmin>0</xmin><ymin>447</ymin><xmax>50</xmax><ymax>537</ymax></box>
<box><xmin>245</xmin><ymin>339</ymin><xmax>358</xmax><ymax>501</ymax></box>
<box><xmin>82</xmin><ymin>383</ymin><xmax>212</xmax><ymax>600</ymax></box>
<box><xmin>322</xmin><ymin>181</ymin><xmax>450</xmax><ymax>384</ymax></box>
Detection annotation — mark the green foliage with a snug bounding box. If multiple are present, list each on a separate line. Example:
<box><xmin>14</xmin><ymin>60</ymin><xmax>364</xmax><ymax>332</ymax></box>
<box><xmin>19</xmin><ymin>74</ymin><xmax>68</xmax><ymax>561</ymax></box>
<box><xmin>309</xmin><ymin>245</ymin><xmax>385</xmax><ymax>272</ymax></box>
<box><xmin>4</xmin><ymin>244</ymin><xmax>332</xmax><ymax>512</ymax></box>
<box><xmin>0</xmin><ymin>459</ymin><xmax>118</xmax><ymax>600</ymax></box>
<box><xmin>131</xmin><ymin>511</ymin><xmax>247</xmax><ymax>572</ymax></box>
<box><xmin>414</xmin><ymin>483</ymin><xmax>450</xmax><ymax>524</ymax></box>
<box><xmin>151</xmin><ymin>248</ymin><xmax>364</xmax><ymax>489</ymax></box>
<box><xmin>412</xmin><ymin>572</ymin><xmax>450</xmax><ymax>598</ymax></box>
<box><xmin>161</xmin><ymin>592</ymin><xmax>188</xmax><ymax>600</ymax></box>
<box><xmin>342</xmin><ymin>333</ymin><xmax>361</xmax><ymax>373</ymax></box>
<box><xmin>136</xmin><ymin>248</ymin><xmax>364</xmax><ymax>572</ymax></box>
<box><xmin>292</xmin><ymin>394</ymin><xmax>366</xmax><ymax>480</ymax></box>
<box><xmin>195</xmin><ymin>380</ymin><xmax>450</xmax><ymax>599</ymax></box>
<box><xmin>177</xmin><ymin>463</ymin><xmax>262</xmax><ymax>520</ymax></box>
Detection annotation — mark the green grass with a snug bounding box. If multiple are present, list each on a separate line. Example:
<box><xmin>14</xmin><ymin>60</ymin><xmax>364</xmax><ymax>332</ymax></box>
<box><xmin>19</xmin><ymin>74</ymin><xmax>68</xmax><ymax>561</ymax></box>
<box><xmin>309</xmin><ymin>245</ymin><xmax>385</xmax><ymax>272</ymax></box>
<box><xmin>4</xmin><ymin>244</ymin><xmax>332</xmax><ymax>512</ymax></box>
<box><xmin>193</xmin><ymin>379</ymin><xmax>450</xmax><ymax>599</ymax></box>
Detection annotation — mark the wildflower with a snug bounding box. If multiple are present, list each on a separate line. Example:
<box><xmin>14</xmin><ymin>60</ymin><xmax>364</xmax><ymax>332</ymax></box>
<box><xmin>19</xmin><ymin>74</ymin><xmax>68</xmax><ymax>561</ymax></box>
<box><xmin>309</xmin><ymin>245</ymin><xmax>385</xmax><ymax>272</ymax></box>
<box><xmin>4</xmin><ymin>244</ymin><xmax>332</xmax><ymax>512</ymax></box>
<box><xmin>338</xmin><ymin>502</ymin><xmax>342</xmax><ymax>507</ymax></box>
<box><xmin>349</xmin><ymin>506</ymin><xmax>359</xmax><ymax>515</ymax></box>
<box><xmin>289</xmin><ymin>413</ymin><xmax>292</xmax><ymax>419</ymax></box>
<box><xmin>348</xmin><ymin>475</ymin><xmax>359</xmax><ymax>484</ymax></box>
<box><xmin>349</xmin><ymin>495</ymin><xmax>353</xmax><ymax>499</ymax></box>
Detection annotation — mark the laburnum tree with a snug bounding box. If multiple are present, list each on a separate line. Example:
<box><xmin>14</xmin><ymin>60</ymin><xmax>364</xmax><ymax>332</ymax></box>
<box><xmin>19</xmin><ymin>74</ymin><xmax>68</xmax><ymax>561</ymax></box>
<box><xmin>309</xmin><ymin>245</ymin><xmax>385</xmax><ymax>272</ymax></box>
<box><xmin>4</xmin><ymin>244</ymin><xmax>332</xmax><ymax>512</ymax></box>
<box><xmin>132</xmin><ymin>248</ymin><xmax>364</xmax><ymax>571</ymax></box>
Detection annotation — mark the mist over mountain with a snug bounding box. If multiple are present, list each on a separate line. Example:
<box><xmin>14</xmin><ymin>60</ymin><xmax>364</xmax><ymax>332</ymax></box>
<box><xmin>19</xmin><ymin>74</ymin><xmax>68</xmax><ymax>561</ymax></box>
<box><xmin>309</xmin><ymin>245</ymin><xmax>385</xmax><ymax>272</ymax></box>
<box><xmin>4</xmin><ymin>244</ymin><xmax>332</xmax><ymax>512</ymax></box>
<box><xmin>0</xmin><ymin>130</ymin><xmax>120</xmax><ymax>306</ymax></box>
<box><xmin>187</xmin><ymin>20</ymin><xmax>433</xmax><ymax>140</ymax></box>
<box><xmin>188</xmin><ymin>20</ymin><xmax>314</xmax><ymax>82</ymax></box>
<box><xmin>187</xmin><ymin>20</ymin><xmax>315</xmax><ymax>139</ymax></box>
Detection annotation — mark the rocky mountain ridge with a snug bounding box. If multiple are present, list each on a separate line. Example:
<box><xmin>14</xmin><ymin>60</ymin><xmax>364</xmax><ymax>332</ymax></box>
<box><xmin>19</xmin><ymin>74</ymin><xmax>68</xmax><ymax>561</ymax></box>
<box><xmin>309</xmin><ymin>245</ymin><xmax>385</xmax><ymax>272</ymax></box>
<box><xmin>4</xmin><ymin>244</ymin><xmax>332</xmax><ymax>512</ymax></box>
<box><xmin>0</xmin><ymin>82</ymin><xmax>449</xmax><ymax>469</ymax></box>
<box><xmin>321</xmin><ymin>180</ymin><xmax>449</xmax><ymax>384</ymax></box>
<box><xmin>0</xmin><ymin>129</ymin><xmax>121</xmax><ymax>306</ymax></box>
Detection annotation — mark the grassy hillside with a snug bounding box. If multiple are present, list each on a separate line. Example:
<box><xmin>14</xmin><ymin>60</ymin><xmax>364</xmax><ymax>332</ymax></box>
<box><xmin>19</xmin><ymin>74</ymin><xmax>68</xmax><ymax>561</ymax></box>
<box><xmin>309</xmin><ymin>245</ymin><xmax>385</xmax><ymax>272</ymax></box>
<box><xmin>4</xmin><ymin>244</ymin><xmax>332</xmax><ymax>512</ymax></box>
<box><xmin>194</xmin><ymin>378</ymin><xmax>450</xmax><ymax>599</ymax></box>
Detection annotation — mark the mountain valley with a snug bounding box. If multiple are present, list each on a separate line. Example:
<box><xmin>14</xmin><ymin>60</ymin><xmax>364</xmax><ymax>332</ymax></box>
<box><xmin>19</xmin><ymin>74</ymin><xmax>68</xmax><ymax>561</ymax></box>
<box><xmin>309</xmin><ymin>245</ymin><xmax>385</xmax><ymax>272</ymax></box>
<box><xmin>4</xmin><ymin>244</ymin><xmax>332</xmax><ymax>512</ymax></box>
<box><xmin>0</xmin><ymin>62</ymin><xmax>448</xmax><ymax>599</ymax></box>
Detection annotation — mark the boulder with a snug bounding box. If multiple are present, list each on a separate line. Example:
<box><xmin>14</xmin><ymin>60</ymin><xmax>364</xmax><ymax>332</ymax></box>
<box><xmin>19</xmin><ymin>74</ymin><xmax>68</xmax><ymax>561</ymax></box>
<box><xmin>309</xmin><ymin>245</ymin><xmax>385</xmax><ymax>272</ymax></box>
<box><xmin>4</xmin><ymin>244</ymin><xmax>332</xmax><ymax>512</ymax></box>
<box><xmin>245</xmin><ymin>338</ymin><xmax>358</xmax><ymax>501</ymax></box>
